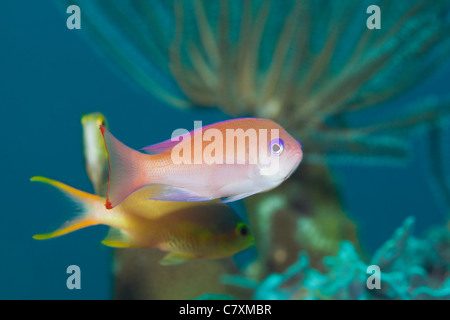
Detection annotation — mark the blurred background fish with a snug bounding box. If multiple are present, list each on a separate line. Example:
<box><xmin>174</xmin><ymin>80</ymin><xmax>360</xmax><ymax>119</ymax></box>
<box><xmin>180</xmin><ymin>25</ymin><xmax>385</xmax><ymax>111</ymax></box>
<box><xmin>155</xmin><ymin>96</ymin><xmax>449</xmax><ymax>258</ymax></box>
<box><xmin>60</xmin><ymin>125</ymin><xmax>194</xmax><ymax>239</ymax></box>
<box><xmin>81</xmin><ymin>112</ymin><xmax>109</xmax><ymax>197</ymax></box>
<box><xmin>31</xmin><ymin>176</ymin><xmax>254</xmax><ymax>265</ymax></box>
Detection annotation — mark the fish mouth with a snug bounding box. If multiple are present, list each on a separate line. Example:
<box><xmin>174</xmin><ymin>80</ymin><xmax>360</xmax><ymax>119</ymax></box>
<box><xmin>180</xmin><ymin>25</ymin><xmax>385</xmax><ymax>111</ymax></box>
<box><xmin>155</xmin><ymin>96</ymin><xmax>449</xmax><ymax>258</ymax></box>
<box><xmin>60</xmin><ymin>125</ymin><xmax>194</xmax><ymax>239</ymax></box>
<box><xmin>247</xmin><ymin>233</ymin><xmax>255</xmax><ymax>246</ymax></box>
<box><xmin>296</xmin><ymin>139</ymin><xmax>303</xmax><ymax>151</ymax></box>
<box><xmin>286</xmin><ymin>164</ymin><xmax>298</xmax><ymax>179</ymax></box>
<box><xmin>285</xmin><ymin>151</ymin><xmax>302</xmax><ymax>178</ymax></box>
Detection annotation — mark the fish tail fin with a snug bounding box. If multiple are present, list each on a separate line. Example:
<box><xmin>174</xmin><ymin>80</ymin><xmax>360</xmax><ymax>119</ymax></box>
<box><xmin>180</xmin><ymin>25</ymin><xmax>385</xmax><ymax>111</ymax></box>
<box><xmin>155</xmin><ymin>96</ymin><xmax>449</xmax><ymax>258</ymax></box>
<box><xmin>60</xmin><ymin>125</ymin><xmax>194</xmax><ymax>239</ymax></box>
<box><xmin>33</xmin><ymin>219</ymin><xmax>99</xmax><ymax>240</ymax></box>
<box><xmin>31</xmin><ymin>176</ymin><xmax>101</xmax><ymax>240</ymax></box>
<box><xmin>100</xmin><ymin>126</ymin><xmax>147</xmax><ymax>209</ymax></box>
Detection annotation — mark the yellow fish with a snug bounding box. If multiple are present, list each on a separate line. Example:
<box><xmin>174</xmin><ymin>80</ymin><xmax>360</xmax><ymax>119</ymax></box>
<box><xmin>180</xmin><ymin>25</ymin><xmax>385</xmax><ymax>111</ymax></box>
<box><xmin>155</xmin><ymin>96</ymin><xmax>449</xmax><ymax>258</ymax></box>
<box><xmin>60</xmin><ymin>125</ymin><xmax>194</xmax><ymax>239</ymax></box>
<box><xmin>81</xmin><ymin>113</ymin><xmax>109</xmax><ymax>196</ymax></box>
<box><xmin>31</xmin><ymin>176</ymin><xmax>254</xmax><ymax>265</ymax></box>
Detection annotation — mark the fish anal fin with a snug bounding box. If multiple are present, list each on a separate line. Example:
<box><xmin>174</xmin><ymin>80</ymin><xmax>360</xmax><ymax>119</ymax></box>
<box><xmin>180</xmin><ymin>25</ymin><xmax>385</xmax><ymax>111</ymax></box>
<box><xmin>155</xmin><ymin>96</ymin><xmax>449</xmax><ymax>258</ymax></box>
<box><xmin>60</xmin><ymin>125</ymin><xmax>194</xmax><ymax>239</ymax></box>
<box><xmin>101</xmin><ymin>227</ymin><xmax>139</xmax><ymax>248</ymax></box>
<box><xmin>220</xmin><ymin>191</ymin><xmax>258</xmax><ymax>203</ymax></box>
<box><xmin>159</xmin><ymin>252</ymin><xmax>198</xmax><ymax>266</ymax></box>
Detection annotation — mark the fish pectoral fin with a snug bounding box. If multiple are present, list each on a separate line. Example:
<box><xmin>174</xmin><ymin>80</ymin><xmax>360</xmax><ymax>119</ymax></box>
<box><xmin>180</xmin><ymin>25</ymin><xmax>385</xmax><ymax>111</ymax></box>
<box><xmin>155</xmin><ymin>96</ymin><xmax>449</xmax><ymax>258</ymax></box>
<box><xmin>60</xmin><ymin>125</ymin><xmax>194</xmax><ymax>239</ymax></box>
<box><xmin>159</xmin><ymin>252</ymin><xmax>198</xmax><ymax>266</ymax></box>
<box><xmin>101</xmin><ymin>227</ymin><xmax>139</xmax><ymax>248</ymax></box>
<box><xmin>144</xmin><ymin>184</ymin><xmax>212</xmax><ymax>202</ymax></box>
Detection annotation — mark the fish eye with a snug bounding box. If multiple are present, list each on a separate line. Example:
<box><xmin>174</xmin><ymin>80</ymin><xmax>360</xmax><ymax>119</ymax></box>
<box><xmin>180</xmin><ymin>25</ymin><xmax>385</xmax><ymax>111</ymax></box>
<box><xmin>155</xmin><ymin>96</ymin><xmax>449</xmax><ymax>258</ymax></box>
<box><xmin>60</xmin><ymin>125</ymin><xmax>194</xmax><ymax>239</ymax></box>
<box><xmin>236</xmin><ymin>223</ymin><xmax>249</xmax><ymax>237</ymax></box>
<box><xmin>270</xmin><ymin>138</ymin><xmax>284</xmax><ymax>155</ymax></box>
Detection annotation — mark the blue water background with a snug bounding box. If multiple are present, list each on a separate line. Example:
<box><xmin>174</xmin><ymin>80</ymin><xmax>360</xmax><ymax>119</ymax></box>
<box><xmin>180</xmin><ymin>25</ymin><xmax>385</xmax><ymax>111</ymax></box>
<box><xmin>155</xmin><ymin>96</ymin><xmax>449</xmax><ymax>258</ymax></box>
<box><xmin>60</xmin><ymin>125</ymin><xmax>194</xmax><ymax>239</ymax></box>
<box><xmin>1</xmin><ymin>1</ymin><xmax>449</xmax><ymax>299</ymax></box>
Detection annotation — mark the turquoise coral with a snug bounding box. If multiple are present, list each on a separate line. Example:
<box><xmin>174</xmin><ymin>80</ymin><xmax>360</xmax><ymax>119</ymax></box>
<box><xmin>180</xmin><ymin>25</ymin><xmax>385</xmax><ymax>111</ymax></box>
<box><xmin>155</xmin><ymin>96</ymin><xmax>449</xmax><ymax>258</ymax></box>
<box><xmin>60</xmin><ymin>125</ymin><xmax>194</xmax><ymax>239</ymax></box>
<box><xmin>225</xmin><ymin>217</ymin><xmax>450</xmax><ymax>300</ymax></box>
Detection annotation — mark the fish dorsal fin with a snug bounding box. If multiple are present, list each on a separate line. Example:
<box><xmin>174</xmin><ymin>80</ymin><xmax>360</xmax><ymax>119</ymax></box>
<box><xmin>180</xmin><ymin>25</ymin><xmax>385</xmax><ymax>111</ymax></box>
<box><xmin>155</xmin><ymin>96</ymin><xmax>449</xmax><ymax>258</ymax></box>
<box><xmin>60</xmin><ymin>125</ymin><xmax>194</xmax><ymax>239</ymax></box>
<box><xmin>159</xmin><ymin>252</ymin><xmax>198</xmax><ymax>265</ymax></box>
<box><xmin>141</xmin><ymin>133</ymin><xmax>190</xmax><ymax>155</ymax></box>
<box><xmin>101</xmin><ymin>227</ymin><xmax>139</xmax><ymax>248</ymax></box>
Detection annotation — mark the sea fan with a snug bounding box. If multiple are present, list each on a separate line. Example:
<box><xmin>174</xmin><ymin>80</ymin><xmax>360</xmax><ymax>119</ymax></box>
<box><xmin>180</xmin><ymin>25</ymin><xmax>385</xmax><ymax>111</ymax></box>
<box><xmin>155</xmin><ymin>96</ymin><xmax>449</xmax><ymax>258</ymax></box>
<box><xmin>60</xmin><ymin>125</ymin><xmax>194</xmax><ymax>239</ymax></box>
<box><xmin>61</xmin><ymin>0</ymin><xmax>450</xmax><ymax>165</ymax></box>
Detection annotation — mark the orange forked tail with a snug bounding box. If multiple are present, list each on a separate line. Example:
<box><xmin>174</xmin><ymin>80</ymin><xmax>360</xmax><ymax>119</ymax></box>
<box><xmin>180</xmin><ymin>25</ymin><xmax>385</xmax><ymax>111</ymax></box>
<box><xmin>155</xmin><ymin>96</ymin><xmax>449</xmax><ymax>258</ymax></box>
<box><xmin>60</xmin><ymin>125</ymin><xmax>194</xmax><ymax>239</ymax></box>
<box><xmin>100</xmin><ymin>126</ymin><xmax>148</xmax><ymax>209</ymax></box>
<box><xmin>31</xmin><ymin>176</ymin><xmax>101</xmax><ymax>240</ymax></box>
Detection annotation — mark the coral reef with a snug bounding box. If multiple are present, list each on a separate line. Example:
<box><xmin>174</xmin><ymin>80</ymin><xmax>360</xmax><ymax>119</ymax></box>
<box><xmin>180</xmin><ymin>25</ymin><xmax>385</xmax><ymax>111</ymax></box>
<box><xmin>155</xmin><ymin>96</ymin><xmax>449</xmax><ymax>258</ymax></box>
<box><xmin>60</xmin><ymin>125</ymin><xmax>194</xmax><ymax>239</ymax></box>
<box><xmin>224</xmin><ymin>217</ymin><xmax>450</xmax><ymax>299</ymax></box>
<box><xmin>64</xmin><ymin>0</ymin><xmax>450</xmax><ymax>298</ymax></box>
<box><xmin>113</xmin><ymin>249</ymin><xmax>252</xmax><ymax>300</ymax></box>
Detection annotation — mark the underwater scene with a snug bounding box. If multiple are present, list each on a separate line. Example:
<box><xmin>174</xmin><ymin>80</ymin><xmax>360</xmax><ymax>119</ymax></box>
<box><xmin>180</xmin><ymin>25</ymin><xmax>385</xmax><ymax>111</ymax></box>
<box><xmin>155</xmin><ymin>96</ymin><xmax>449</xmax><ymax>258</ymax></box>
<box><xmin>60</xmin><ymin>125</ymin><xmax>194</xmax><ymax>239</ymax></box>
<box><xmin>1</xmin><ymin>0</ymin><xmax>450</xmax><ymax>301</ymax></box>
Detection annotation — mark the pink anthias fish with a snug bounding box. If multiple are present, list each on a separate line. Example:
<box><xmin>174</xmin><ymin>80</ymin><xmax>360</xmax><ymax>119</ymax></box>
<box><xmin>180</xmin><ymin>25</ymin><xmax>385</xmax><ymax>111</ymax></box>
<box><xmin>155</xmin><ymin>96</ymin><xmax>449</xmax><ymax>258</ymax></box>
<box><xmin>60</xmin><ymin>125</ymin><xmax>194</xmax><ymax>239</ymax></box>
<box><xmin>101</xmin><ymin>118</ymin><xmax>303</xmax><ymax>209</ymax></box>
